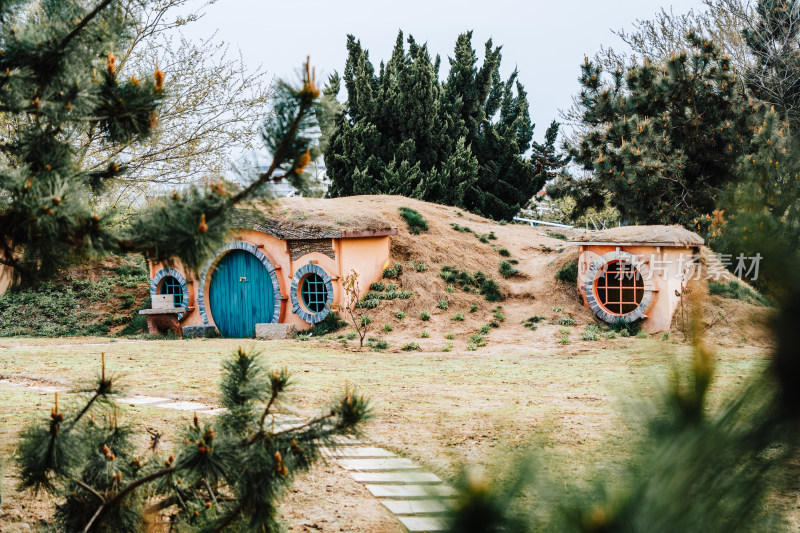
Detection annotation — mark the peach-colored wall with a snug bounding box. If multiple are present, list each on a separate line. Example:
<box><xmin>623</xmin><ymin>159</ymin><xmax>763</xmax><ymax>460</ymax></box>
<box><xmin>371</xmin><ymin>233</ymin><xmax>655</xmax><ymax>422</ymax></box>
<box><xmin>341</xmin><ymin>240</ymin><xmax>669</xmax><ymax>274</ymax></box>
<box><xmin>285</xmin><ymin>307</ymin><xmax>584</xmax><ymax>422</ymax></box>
<box><xmin>577</xmin><ymin>245</ymin><xmax>697</xmax><ymax>333</ymax></box>
<box><xmin>150</xmin><ymin>229</ymin><xmax>392</xmax><ymax>334</ymax></box>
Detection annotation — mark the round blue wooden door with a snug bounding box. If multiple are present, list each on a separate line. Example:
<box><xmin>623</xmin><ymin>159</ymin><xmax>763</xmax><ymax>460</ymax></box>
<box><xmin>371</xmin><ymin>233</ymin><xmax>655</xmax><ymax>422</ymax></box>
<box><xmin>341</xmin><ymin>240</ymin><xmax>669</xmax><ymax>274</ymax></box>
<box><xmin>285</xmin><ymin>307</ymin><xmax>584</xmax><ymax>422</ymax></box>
<box><xmin>209</xmin><ymin>250</ymin><xmax>274</xmax><ymax>337</ymax></box>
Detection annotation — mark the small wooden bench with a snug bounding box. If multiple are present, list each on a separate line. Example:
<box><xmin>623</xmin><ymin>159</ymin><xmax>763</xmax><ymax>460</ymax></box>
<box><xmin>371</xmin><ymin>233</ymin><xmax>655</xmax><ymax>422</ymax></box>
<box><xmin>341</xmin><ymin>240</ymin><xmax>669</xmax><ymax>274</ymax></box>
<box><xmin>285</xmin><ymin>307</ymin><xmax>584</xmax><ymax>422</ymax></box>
<box><xmin>139</xmin><ymin>295</ymin><xmax>186</xmax><ymax>339</ymax></box>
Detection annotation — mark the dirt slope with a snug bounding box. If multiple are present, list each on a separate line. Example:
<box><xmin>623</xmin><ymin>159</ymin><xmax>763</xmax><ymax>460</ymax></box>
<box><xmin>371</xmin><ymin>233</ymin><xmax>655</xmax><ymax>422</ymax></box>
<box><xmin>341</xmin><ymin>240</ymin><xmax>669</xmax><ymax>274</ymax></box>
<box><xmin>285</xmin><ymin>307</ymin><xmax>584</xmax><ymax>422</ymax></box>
<box><xmin>277</xmin><ymin>195</ymin><xmax>770</xmax><ymax>352</ymax></box>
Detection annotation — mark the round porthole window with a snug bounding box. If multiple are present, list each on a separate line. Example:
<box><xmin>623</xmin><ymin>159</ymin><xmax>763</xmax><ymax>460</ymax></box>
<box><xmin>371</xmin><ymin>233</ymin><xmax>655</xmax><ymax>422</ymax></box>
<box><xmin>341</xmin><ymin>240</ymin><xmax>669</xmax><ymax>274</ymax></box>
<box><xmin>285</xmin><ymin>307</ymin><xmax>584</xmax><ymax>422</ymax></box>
<box><xmin>301</xmin><ymin>273</ymin><xmax>328</xmax><ymax>313</ymax></box>
<box><xmin>582</xmin><ymin>250</ymin><xmax>653</xmax><ymax>324</ymax></box>
<box><xmin>594</xmin><ymin>260</ymin><xmax>644</xmax><ymax>316</ymax></box>
<box><xmin>291</xmin><ymin>263</ymin><xmax>334</xmax><ymax>324</ymax></box>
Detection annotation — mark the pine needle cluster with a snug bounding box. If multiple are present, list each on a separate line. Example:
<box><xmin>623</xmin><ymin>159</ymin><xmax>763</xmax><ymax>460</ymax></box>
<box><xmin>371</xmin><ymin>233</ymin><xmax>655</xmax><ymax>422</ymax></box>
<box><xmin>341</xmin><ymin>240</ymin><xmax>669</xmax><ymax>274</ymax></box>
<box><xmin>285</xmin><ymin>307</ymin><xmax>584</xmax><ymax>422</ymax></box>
<box><xmin>14</xmin><ymin>347</ymin><xmax>371</xmax><ymax>532</ymax></box>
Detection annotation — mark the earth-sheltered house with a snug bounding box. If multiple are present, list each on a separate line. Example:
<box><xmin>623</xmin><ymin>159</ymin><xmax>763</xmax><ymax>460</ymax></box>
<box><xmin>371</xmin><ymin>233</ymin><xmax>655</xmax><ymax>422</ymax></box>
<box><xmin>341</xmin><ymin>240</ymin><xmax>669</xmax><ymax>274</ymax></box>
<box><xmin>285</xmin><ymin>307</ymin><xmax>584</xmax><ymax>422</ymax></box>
<box><xmin>147</xmin><ymin>204</ymin><xmax>397</xmax><ymax>338</ymax></box>
<box><xmin>571</xmin><ymin>225</ymin><xmax>704</xmax><ymax>333</ymax></box>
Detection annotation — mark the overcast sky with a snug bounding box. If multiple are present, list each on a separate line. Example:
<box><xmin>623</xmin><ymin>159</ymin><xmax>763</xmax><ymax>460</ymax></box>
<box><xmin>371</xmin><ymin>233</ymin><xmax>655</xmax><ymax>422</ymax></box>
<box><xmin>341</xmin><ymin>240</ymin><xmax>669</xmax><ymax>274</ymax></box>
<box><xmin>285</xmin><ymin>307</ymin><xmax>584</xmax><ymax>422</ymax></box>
<box><xmin>183</xmin><ymin>0</ymin><xmax>705</xmax><ymax>144</ymax></box>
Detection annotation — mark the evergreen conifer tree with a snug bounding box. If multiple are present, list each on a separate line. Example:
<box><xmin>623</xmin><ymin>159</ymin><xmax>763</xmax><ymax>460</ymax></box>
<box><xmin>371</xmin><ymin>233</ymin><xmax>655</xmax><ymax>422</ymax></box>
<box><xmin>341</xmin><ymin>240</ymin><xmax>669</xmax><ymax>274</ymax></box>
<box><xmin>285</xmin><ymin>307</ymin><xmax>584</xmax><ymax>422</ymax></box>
<box><xmin>0</xmin><ymin>0</ymin><xmax>319</xmax><ymax>287</ymax></box>
<box><xmin>15</xmin><ymin>348</ymin><xmax>370</xmax><ymax>531</ymax></box>
<box><xmin>321</xmin><ymin>31</ymin><xmax>565</xmax><ymax>221</ymax></box>
<box><xmin>743</xmin><ymin>0</ymin><xmax>800</xmax><ymax>130</ymax></box>
<box><xmin>555</xmin><ymin>34</ymin><xmax>763</xmax><ymax>227</ymax></box>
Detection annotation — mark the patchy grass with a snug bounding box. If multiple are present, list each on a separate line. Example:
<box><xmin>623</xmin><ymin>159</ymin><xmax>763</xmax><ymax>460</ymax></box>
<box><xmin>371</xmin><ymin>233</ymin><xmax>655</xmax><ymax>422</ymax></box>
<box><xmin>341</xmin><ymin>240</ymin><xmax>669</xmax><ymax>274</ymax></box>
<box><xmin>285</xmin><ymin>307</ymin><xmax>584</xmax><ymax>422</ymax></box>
<box><xmin>398</xmin><ymin>207</ymin><xmax>429</xmax><ymax>235</ymax></box>
<box><xmin>0</xmin><ymin>256</ymin><xmax>150</xmax><ymax>337</ymax></box>
<box><xmin>708</xmin><ymin>280</ymin><xmax>770</xmax><ymax>307</ymax></box>
<box><xmin>0</xmin><ymin>337</ymin><xmax>774</xmax><ymax>523</ymax></box>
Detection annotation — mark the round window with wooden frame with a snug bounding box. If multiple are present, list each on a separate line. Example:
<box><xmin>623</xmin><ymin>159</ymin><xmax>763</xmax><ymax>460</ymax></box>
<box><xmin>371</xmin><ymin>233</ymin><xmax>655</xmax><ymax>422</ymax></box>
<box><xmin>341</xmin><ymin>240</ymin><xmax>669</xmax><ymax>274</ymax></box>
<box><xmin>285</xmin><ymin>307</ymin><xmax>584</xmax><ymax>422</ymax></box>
<box><xmin>593</xmin><ymin>260</ymin><xmax>645</xmax><ymax>316</ymax></box>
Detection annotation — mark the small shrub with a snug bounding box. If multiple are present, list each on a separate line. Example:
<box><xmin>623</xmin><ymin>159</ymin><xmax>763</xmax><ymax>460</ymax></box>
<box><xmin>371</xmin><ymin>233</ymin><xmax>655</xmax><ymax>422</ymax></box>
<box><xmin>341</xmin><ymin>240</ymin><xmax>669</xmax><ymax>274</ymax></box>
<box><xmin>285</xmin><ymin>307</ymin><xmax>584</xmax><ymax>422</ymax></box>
<box><xmin>420</xmin><ymin>330</ymin><xmax>430</xmax><ymax>338</ymax></box>
<box><xmin>442</xmin><ymin>342</ymin><xmax>453</xmax><ymax>352</ymax></box>
<box><xmin>399</xmin><ymin>290</ymin><xmax>414</xmax><ymax>299</ymax></box>
<box><xmin>467</xmin><ymin>343</ymin><xmax>478</xmax><ymax>351</ymax></box>
<box><xmin>420</xmin><ymin>311</ymin><xmax>431</xmax><ymax>321</ymax></box>
<box><xmin>445</xmin><ymin>332</ymin><xmax>455</xmax><ymax>340</ymax></box>
<box><xmin>396</xmin><ymin>311</ymin><xmax>406</xmax><ymax>320</ymax></box>
<box><xmin>470</xmin><ymin>304</ymin><xmax>479</xmax><ymax>313</ymax></box>
<box><xmin>550</xmin><ymin>232</ymin><xmax>568</xmax><ymax>240</ymax></box>
<box><xmin>498</xmin><ymin>248</ymin><xmax>511</xmax><ymax>257</ymax></box>
<box><xmin>469</xmin><ymin>333</ymin><xmax>487</xmax><ymax>347</ymax></box>
<box><xmin>541</xmin><ymin>245</ymin><xmax>553</xmax><ymax>253</ymax></box>
<box><xmin>662</xmin><ymin>332</ymin><xmax>670</xmax><ymax>341</ymax></box>
<box><xmin>488</xmin><ymin>231</ymin><xmax>497</xmax><ymax>240</ymax></box>
<box><xmin>451</xmin><ymin>313</ymin><xmax>465</xmax><ymax>322</ymax></box>
<box><xmin>437</xmin><ymin>299</ymin><xmax>449</xmax><ymax>310</ymax></box>
<box><xmin>399</xmin><ymin>207</ymin><xmax>429</xmax><ymax>235</ymax></box>
<box><xmin>347</xmin><ymin>331</ymin><xmax>357</xmax><ymax>340</ymax></box>
<box><xmin>557</xmin><ymin>317</ymin><xmax>575</xmax><ymax>326</ymax></box>
<box><xmin>552</xmin><ymin>306</ymin><xmax>563</xmax><ymax>312</ymax></box>
<box><xmin>120</xmin><ymin>315</ymin><xmax>147</xmax><ymax>335</ymax></box>
<box><xmin>492</xmin><ymin>309</ymin><xmax>505</xmax><ymax>322</ymax></box>
<box><xmin>481</xmin><ymin>279</ymin><xmax>503</xmax><ymax>302</ymax></box>
<box><xmin>489</xmin><ymin>320</ymin><xmax>500</xmax><ymax>328</ymax></box>
<box><xmin>367</xmin><ymin>337</ymin><xmax>389</xmax><ymax>350</ymax></box>
<box><xmin>479</xmin><ymin>324</ymin><xmax>491</xmax><ymax>335</ymax></box>
<box><xmin>708</xmin><ymin>280</ymin><xmax>770</xmax><ymax>306</ymax></box>
<box><xmin>387</xmin><ymin>283</ymin><xmax>398</xmax><ymax>292</ymax></box>
<box><xmin>558</xmin><ymin>328</ymin><xmax>571</xmax><ymax>345</ymax></box>
<box><xmin>119</xmin><ymin>293</ymin><xmax>136</xmax><ymax>310</ymax></box>
<box><xmin>450</xmin><ymin>223</ymin><xmax>474</xmax><ymax>233</ymax></box>
<box><xmin>446</xmin><ymin>285</ymin><xmax>455</xmax><ymax>293</ymax></box>
<box><xmin>382</xmin><ymin>263</ymin><xmax>403</xmax><ymax>279</ymax></box>
<box><xmin>555</xmin><ymin>261</ymin><xmax>578</xmax><ymax>284</ymax></box>
<box><xmin>582</xmin><ymin>324</ymin><xmax>601</xmax><ymax>341</ymax></box>
<box><xmin>402</xmin><ymin>342</ymin><xmax>420</xmax><ymax>351</ymax></box>
<box><xmin>609</xmin><ymin>318</ymin><xmax>641</xmax><ymax>336</ymax></box>
<box><xmin>408</xmin><ymin>261</ymin><xmax>428</xmax><ymax>272</ymax></box>
<box><xmin>361</xmin><ymin>315</ymin><xmax>371</xmax><ymax>327</ymax></box>
<box><xmin>522</xmin><ymin>315</ymin><xmax>545</xmax><ymax>331</ymax></box>
<box><xmin>479</xmin><ymin>234</ymin><xmax>490</xmax><ymax>243</ymax></box>
<box><xmin>383</xmin><ymin>323</ymin><xmax>392</xmax><ymax>333</ymax></box>
<box><xmin>499</xmin><ymin>260</ymin><xmax>519</xmax><ymax>278</ymax></box>
<box><xmin>369</xmin><ymin>282</ymin><xmax>386</xmax><ymax>292</ymax></box>
<box><xmin>636</xmin><ymin>330</ymin><xmax>649</xmax><ymax>339</ymax></box>
<box><xmin>306</xmin><ymin>312</ymin><xmax>348</xmax><ymax>336</ymax></box>
<box><xmin>356</xmin><ymin>298</ymin><xmax>381</xmax><ymax>309</ymax></box>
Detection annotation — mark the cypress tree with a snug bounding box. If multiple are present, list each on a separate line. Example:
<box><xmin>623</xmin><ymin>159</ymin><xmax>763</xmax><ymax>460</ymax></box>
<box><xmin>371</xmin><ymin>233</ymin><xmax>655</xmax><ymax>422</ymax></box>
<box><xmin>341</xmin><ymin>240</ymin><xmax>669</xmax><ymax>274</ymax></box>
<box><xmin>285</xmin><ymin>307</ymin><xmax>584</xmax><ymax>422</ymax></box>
<box><xmin>322</xmin><ymin>31</ymin><xmax>563</xmax><ymax>221</ymax></box>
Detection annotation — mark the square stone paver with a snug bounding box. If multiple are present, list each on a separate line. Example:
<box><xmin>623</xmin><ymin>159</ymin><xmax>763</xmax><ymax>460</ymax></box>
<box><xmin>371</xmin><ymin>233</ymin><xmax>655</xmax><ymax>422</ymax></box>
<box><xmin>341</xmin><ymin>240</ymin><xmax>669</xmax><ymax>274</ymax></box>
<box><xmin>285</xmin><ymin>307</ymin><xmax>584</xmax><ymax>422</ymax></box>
<box><xmin>336</xmin><ymin>458</ymin><xmax>421</xmax><ymax>472</ymax></box>
<box><xmin>365</xmin><ymin>484</ymin><xmax>457</xmax><ymax>499</ymax></box>
<box><xmin>120</xmin><ymin>396</ymin><xmax>170</xmax><ymax>406</ymax></box>
<box><xmin>380</xmin><ymin>499</ymin><xmax>453</xmax><ymax>515</ymax></box>
<box><xmin>350</xmin><ymin>472</ymin><xmax>442</xmax><ymax>485</ymax></box>
<box><xmin>326</xmin><ymin>447</ymin><xmax>395</xmax><ymax>458</ymax></box>
<box><xmin>157</xmin><ymin>401</ymin><xmax>213</xmax><ymax>411</ymax></box>
<box><xmin>396</xmin><ymin>515</ymin><xmax>447</xmax><ymax>532</ymax></box>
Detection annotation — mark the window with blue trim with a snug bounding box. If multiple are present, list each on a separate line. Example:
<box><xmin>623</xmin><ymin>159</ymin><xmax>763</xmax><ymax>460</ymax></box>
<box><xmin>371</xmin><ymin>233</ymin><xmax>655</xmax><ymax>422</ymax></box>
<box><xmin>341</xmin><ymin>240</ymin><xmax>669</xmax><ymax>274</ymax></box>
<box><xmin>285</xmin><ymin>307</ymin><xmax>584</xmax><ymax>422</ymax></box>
<box><xmin>301</xmin><ymin>273</ymin><xmax>327</xmax><ymax>313</ymax></box>
<box><xmin>160</xmin><ymin>276</ymin><xmax>183</xmax><ymax>307</ymax></box>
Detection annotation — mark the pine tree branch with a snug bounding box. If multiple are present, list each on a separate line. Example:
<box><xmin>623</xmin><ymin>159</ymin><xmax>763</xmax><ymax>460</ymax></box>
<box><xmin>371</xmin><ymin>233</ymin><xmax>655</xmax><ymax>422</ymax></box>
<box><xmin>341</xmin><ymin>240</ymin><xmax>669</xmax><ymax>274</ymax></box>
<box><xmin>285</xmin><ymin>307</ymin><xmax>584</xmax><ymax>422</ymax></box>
<box><xmin>83</xmin><ymin>466</ymin><xmax>176</xmax><ymax>532</ymax></box>
<box><xmin>211</xmin><ymin>501</ymin><xmax>244</xmax><ymax>533</ymax></box>
<box><xmin>60</xmin><ymin>0</ymin><xmax>115</xmax><ymax>51</ymax></box>
<box><xmin>72</xmin><ymin>478</ymin><xmax>105</xmax><ymax>502</ymax></box>
<box><xmin>258</xmin><ymin>392</ymin><xmax>278</xmax><ymax>431</ymax></box>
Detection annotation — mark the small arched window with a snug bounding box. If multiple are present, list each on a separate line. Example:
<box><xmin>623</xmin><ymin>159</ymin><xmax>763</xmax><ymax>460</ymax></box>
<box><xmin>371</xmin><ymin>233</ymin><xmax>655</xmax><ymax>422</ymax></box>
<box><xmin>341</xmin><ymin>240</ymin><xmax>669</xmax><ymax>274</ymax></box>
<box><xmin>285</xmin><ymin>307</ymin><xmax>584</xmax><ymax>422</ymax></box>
<box><xmin>160</xmin><ymin>276</ymin><xmax>183</xmax><ymax>307</ymax></box>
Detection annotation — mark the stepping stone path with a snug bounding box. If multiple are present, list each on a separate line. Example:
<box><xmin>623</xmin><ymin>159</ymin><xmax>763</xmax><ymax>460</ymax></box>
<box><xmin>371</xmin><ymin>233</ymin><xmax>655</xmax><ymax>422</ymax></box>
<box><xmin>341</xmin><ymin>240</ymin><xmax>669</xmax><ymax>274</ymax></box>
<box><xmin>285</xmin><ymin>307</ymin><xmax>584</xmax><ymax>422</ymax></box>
<box><xmin>320</xmin><ymin>440</ymin><xmax>453</xmax><ymax>531</ymax></box>
<box><xmin>0</xmin><ymin>378</ymin><xmax>453</xmax><ymax>532</ymax></box>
